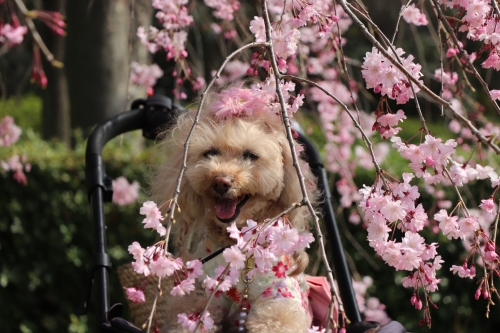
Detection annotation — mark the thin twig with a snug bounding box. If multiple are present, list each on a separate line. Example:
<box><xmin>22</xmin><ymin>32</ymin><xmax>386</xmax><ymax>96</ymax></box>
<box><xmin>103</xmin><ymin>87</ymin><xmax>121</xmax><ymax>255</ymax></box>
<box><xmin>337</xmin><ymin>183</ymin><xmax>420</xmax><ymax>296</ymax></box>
<box><xmin>283</xmin><ymin>74</ymin><xmax>388</xmax><ymax>189</ymax></box>
<box><xmin>261</xmin><ymin>0</ymin><xmax>345</xmax><ymax>318</ymax></box>
<box><xmin>145</xmin><ymin>41</ymin><xmax>268</xmax><ymax>333</ymax></box>
<box><xmin>12</xmin><ymin>0</ymin><xmax>62</xmax><ymax>66</ymax></box>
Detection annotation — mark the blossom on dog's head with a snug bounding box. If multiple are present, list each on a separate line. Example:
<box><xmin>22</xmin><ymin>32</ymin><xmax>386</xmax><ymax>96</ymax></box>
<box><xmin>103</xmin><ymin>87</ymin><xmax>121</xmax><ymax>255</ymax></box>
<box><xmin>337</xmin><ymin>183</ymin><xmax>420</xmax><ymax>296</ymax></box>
<box><xmin>209</xmin><ymin>87</ymin><xmax>273</xmax><ymax>120</ymax></box>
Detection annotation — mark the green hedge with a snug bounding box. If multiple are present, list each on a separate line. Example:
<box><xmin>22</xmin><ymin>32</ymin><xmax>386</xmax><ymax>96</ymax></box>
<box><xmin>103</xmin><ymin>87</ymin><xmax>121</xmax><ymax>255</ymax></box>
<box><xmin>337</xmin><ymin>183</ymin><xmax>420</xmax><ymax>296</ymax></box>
<box><xmin>0</xmin><ymin>129</ymin><xmax>157</xmax><ymax>333</ymax></box>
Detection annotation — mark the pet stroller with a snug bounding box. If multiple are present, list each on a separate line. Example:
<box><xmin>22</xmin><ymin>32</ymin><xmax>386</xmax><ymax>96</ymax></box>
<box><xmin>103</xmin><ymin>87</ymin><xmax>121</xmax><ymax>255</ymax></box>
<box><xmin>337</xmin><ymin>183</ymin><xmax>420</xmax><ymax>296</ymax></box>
<box><xmin>80</xmin><ymin>95</ymin><xmax>362</xmax><ymax>332</ymax></box>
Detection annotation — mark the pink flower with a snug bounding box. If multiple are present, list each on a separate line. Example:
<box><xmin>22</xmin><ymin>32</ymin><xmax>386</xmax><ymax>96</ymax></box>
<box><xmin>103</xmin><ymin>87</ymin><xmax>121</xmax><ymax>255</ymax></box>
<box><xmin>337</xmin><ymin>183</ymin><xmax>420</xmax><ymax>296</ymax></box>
<box><xmin>380</xmin><ymin>198</ymin><xmax>407</xmax><ymax>222</ymax></box>
<box><xmin>222</xmin><ymin>245</ymin><xmax>246</xmax><ymax>270</ymax></box>
<box><xmin>125</xmin><ymin>287</ymin><xmax>146</xmax><ymax>303</ymax></box>
<box><xmin>272</xmin><ymin>261</ymin><xmax>289</xmax><ymax>278</ymax></box>
<box><xmin>209</xmin><ymin>87</ymin><xmax>272</xmax><ymax>120</ymax></box>
<box><xmin>192</xmin><ymin>77</ymin><xmax>205</xmax><ymax>91</ymax></box>
<box><xmin>457</xmin><ymin>216</ymin><xmax>480</xmax><ymax>236</ymax></box>
<box><xmin>112</xmin><ymin>177</ymin><xmax>140</xmax><ymax>206</ymax></box>
<box><xmin>177</xmin><ymin>313</ymin><xmax>197</xmax><ymax>332</ymax></box>
<box><xmin>490</xmin><ymin>89</ymin><xmax>500</xmax><ymax>100</ymax></box>
<box><xmin>0</xmin><ymin>24</ymin><xmax>28</xmax><ymax>45</ymax></box>
<box><xmin>171</xmin><ymin>278</ymin><xmax>195</xmax><ymax>297</ymax></box>
<box><xmin>150</xmin><ymin>255</ymin><xmax>182</xmax><ymax>278</ymax></box>
<box><xmin>131</xmin><ymin>258</ymin><xmax>150</xmax><ymax>276</ymax></box>
<box><xmin>401</xmin><ymin>4</ymin><xmax>428</xmax><ymax>26</ymax></box>
<box><xmin>482</xmin><ymin>51</ymin><xmax>500</xmax><ymax>70</ymax></box>
<box><xmin>227</xmin><ymin>222</ymin><xmax>243</xmax><ymax>246</ymax></box>
<box><xmin>127</xmin><ymin>241</ymin><xmax>145</xmax><ymax>260</ymax></box>
<box><xmin>377</xmin><ymin>109</ymin><xmax>407</xmax><ymax>127</ymax></box>
<box><xmin>268</xmin><ymin>224</ymin><xmax>300</xmax><ymax>254</ymax></box>
<box><xmin>434</xmin><ymin>209</ymin><xmax>460</xmax><ymax>239</ymax></box>
<box><xmin>0</xmin><ymin>116</ymin><xmax>22</xmax><ymax>146</ymax></box>
<box><xmin>249</xmin><ymin>16</ymin><xmax>266</xmax><ymax>42</ymax></box>
<box><xmin>186</xmin><ymin>259</ymin><xmax>203</xmax><ymax>279</ymax></box>
<box><xmin>201</xmin><ymin>311</ymin><xmax>214</xmax><ymax>331</ymax></box>
<box><xmin>139</xmin><ymin>201</ymin><xmax>166</xmax><ymax>235</ymax></box>
<box><xmin>479</xmin><ymin>198</ymin><xmax>495</xmax><ymax>214</ymax></box>
<box><xmin>450</xmin><ymin>264</ymin><xmax>476</xmax><ymax>279</ymax></box>
<box><xmin>130</xmin><ymin>62</ymin><xmax>163</xmax><ymax>93</ymax></box>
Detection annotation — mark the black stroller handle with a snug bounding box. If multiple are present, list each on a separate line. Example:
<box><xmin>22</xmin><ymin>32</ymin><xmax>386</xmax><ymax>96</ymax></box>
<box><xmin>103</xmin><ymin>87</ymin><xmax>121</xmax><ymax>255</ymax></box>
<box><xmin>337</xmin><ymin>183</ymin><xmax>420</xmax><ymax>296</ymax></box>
<box><xmin>297</xmin><ymin>133</ymin><xmax>361</xmax><ymax>324</ymax></box>
<box><xmin>83</xmin><ymin>95</ymin><xmax>183</xmax><ymax>329</ymax></box>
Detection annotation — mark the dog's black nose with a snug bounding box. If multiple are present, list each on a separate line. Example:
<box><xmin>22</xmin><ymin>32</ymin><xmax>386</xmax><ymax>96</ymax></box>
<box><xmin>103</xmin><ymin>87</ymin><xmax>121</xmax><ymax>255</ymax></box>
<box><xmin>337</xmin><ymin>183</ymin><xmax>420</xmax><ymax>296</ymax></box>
<box><xmin>212</xmin><ymin>176</ymin><xmax>232</xmax><ymax>195</ymax></box>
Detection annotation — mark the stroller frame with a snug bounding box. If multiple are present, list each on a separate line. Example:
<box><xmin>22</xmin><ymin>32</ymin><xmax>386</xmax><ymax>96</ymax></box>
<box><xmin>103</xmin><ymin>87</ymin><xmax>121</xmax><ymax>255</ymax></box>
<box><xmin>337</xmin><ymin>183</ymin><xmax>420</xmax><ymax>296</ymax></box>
<box><xmin>82</xmin><ymin>95</ymin><xmax>361</xmax><ymax>332</ymax></box>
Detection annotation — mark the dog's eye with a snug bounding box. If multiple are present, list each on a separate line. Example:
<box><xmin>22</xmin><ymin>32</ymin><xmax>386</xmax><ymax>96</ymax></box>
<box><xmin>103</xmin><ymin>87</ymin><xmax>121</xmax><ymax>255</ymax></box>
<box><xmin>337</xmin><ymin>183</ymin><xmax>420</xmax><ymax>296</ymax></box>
<box><xmin>242</xmin><ymin>150</ymin><xmax>259</xmax><ymax>161</ymax></box>
<box><xmin>203</xmin><ymin>148</ymin><xmax>220</xmax><ymax>158</ymax></box>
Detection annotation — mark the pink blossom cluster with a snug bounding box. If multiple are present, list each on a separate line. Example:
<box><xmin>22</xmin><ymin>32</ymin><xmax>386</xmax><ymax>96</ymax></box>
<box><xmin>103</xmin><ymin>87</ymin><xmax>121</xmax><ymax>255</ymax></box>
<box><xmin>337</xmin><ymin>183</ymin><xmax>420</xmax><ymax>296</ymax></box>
<box><xmin>204</xmin><ymin>0</ymin><xmax>240</xmax><ymax>21</ymax></box>
<box><xmin>198</xmin><ymin>218</ymin><xmax>314</xmax><ymax>295</ymax></box>
<box><xmin>139</xmin><ymin>200</ymin><xmax>166</xmax><ymax>236</ymax></box>
<box><xmin>438</xmin><ymin>0</ymin><xmax>500</xmax><ymax>70</ymax></box>
<box><xmin>224</xmin><ymin>218</ymin><xmax>314</xmax><ymax>277</ymax></box>
<box><xmin>1</xmin><ymin>154</ymin><xmax>31</xmax><ymax>185</ymax></box>
<box><xmin>127</xmin><ymin>239</ymin><xmax>203</xmax><ymax>299</ymax></box>
<box><xmin>401</xmin><ymin>4</ymin><xmax>428</xmax><ymax>26</ymax></box>
<box><xmin>434</xmin><ymin>69</ymin><xmax>459</xmax><ymax>100</ymax></box>
<box><xmin>390</xmin><ymin>135</ymin><xmax>459</xmax><ymax>185</ymax></box>
<box><xmin>362</xmin><ymin>47</ymin><xmax>423</xmax><ymax>104</ymax></box>
<box><xmin>130</xmin><ymin>62</ymin><xmax>164</xmax><ymax>96</ymax></box>
<box><xmin>209</xmin><ymin>82</ymin><xmax>304</xmax><ymax>120</ymax></box>
<box><xmin>0</xmin><ymin>116</ymin><xmax>22</xmax><ymax>147</ymax></box>
<box><xmin>137</xmin><ymin>0</ymin><xmax>192</xmax><ymax>60</ymax></box>
<box><xmin>209</xmin><ymin>87</ymin><xmax>273</xmax><ymax>120</ymax></box>
<box><xmin>177</xmin><ymin>311</ymin><xmax>214</xmax><ymax>332</ymax></box>
<box><xmin>372</xmin><ymin>109</ymin><xmax>407</xmax><ymax>139</ymax></box>
<box><xmin>0</xmin><ymin>23</ymin><xmax>28</xmax><ymax>45</ymax></box>
<box><xmin>112</xmin><ymin>176</ymin><xmax>140</xmax><ymax>206</ymax></box>
<box><xmin>127</xmin><ymin>197</ymin><xmax>315</xmax><ymax>331</ymax></box>
<box><xmin>352</xmin><ymin>276</ymin><xmax>390</xmax><ymax>325</ymax></box>
<box><xmin>359</xmin><ymin>176</ymin><xmax>443</xmax><ymax>294</ymax></box>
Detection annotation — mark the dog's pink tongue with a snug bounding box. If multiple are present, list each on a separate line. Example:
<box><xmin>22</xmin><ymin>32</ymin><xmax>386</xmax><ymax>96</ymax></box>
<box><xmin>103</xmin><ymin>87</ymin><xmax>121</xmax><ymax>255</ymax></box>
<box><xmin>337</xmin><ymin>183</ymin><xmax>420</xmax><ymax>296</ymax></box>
<box><xmin>215</xmin><ymin>198</ymin><xmax>238</xmax><ymax>220</ymax></box>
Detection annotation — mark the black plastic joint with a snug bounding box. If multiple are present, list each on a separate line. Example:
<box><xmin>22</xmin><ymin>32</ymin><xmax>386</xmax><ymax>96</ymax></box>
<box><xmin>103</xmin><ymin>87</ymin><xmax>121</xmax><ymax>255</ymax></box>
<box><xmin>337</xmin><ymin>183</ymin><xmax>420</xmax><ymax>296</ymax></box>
<box><xmin>92</xmin><ymin>253</ymin><xmax>112</xmax><ymax>270</ymax></box>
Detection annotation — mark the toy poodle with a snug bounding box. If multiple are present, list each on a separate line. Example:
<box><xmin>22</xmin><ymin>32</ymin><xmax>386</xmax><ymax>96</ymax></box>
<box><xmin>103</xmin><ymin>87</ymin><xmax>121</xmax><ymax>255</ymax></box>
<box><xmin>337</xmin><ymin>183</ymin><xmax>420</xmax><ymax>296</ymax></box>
<box><xmin>150</xmin><ymin>87</ymin><xmax>318</xmax><ymax>333</ymax></box>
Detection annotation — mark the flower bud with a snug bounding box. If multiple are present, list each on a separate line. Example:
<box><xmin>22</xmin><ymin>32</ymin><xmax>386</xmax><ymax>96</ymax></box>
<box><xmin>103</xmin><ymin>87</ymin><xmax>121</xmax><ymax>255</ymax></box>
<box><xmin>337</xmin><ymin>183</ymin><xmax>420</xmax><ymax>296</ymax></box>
<box><xmin>415</xmin><ymin>298</ymin><xmax>422</xmax><ymax>310</ymax></box>
<box><xmin>410</xmin><ymin>293</ymin><xmax>417</xmax><ymax>306</ymax></box>
<box><xmin>475</xmin><ymin>288</ymin><xmax>481</xmax><ymax>300</ymax></box>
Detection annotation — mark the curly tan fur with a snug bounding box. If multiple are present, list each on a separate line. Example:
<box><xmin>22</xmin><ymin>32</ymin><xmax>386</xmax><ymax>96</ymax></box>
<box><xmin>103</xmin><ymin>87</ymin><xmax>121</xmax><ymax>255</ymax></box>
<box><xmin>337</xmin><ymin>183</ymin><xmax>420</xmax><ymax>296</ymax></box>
<box><xmin>151</xmin><ymin>102</ymin><xmax>318</xmax><ymax>333</ymax></box>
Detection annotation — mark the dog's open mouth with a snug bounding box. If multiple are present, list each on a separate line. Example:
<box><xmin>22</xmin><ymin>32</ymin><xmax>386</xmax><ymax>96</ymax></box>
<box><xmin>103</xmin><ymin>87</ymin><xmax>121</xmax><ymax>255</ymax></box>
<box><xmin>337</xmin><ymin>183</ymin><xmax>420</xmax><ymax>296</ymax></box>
<box><xmin>215</xmin><ymin>194</ymin><xmax>250</xmax><ymax>223</ymax></box>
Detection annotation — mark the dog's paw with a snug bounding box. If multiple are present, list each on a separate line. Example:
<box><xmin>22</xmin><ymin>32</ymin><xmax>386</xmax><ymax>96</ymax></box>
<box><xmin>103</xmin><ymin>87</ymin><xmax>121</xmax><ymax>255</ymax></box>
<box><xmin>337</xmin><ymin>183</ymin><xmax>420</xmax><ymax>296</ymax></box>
<box><xmin>245</xmin><ymin>299</ymin><xmax>309</xmax><ymax>333</ymax></box>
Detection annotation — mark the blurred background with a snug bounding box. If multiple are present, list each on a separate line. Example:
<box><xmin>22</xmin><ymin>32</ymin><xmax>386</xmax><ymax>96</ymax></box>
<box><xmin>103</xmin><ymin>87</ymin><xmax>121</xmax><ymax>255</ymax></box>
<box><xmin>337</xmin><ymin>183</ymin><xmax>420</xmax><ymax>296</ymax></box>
<box><xmin>1</xmin><ymin>1</ymin><xmax>500</xmax><ymax>332</ymax></box>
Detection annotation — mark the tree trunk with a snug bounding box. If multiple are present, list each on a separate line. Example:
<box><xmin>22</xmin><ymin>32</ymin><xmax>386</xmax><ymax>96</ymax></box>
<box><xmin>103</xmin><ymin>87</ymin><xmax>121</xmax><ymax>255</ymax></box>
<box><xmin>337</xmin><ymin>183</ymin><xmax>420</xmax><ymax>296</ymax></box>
<box><xmin>41</xmin><ymin>0</ymin><xmax>70</xmax><ymax>146</ymax></box>
<box><xmin>65</xmin><ymin>0</ymin><xmax>152</xmax><ymax>133</ymax></box>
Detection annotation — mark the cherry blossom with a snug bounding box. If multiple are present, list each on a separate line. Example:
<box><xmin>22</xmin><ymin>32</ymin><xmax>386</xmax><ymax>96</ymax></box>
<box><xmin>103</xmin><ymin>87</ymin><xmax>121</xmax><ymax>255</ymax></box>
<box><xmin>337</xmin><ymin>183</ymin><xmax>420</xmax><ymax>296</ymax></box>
<box><xmin>401</xmin><ymin>4</ymin><xmax>428</xmax><ymax>26</ymax></box>
<box><xmin>125</xmin><ymin>287</ymin><xmax>146</xmax><ymax>303</ymax></box>
<box><xmin>0</xmin><ymin>23</ymin><xmax>28</xmax><ymax>45</ymax></box>
<box><xmin>112</xmin><ymin>177</ymin><xmax>140</xmax><ymax>206</ymax></box>
<box><xmin>222</xmin><ymin>245</ymin><xmax>246</xmax><ymax>270</ymax></box>
<box><xmin>139</xmin><ymin>201</ymin><xmax>166</xmax><ymax>235</ymax></box>
<box><xmin>0</xmin><ymin>116</ymin><xmax>22</xmax><ymax>147</ymax></box>
<box><xmin>130</xmin><ymin>62</ymin><xmax>164</xmax><ymax>95</ymax></box>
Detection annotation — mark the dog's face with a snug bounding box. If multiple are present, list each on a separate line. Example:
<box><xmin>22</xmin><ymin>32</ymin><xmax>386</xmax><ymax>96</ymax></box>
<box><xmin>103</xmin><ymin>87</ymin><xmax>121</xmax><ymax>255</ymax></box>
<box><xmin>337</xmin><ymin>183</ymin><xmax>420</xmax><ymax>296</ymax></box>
<box><xmin>184</xmin><ymin>117</ymin><xmax>287</xmax><ymax>228</ymax></box>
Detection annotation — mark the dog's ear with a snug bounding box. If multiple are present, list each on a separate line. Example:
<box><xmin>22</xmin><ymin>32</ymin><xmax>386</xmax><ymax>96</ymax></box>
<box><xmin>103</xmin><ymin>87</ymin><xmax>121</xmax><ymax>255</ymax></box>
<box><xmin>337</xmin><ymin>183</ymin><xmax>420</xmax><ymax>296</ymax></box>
<box><xmin>150</xmin><ymin>116</ymin><xmax>205</xmax><ymax>252</ymax></box>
